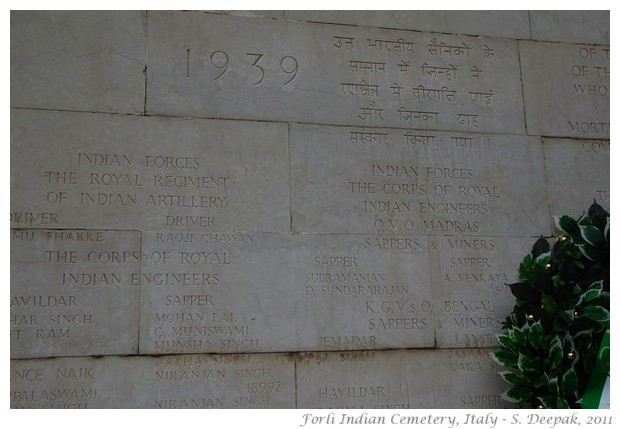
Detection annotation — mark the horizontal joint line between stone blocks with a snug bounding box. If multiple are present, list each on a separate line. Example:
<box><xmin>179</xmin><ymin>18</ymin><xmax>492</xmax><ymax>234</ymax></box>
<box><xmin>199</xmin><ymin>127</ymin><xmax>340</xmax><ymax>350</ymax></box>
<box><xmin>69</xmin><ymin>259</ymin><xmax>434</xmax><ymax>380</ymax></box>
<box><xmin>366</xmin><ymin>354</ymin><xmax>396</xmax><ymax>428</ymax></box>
<box><xmin>11</xmin><ymin>346</ymin><xmax>499</xmax><ymax>363</ymax></box>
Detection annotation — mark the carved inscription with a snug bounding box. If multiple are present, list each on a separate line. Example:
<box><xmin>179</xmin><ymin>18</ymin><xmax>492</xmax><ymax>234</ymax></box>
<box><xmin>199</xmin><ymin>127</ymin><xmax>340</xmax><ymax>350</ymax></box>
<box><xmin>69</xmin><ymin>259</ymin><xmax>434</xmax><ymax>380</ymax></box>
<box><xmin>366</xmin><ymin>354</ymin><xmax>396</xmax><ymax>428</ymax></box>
<box><xmin>296</xmin><ymin>349</ymin><xmax>514</xmax><ymax>408</ymax></box>
<box><xmin>147</xmin><ymin>12</ymin><xmax>525</xmax><ymax>134</ymax></box>
<box><xmin>291</xmin><ymin>125</ymin><xmax>549</xmax><ymax>236</ymax></box>
<box><xmin>571</xmin><ymin>47</ymin><xmax>610</xmax><ymax>95</ymax></box>
<box><xmin>350</xmin><ymin>158</ymin><xmax>495</xmax><ymax>234</ymax></box>
<box><xmin>430</xmin><ymin>236</ymin><xmax>532</xmax><ymax>348</ymax></box>
<box><xmin>10</xmin><ymin>110</ymin><xmax>289</xmax><ymax>231</ymax></box>
<box><xmin>11</xmin><ymin>353</ymin><xmax>296</xmax><ymax>409</ymax></box>
<box><xmin>543</xmin><ymin>138</ymin><xmax>610</xmax><ymax>217</ymax></box>
<box><xmin>447</xmin><ymin>349</ymin><xmax>516</xmax><ymax>409</ymax></box>
<box><xmin>297</xmin><ymin>352</ymin><xmax>407</xmax><ymax>409</ymax></box>
<box><xmin>140</xmin><ymin>232</ymin><xmax>268</xmax><ymax>354</ymax></box>
<box><xmin>10</xmin><ymin>230</ymin><xmax>139</xmax><ymax>358</ymax></box>
<box><xmin>567</xmin><ymin>46</ymin><xmax>610</xmax><ymax>136</ymax></box>
<box><xmin>299</xmin><ymin>234</ymin><xmax>433</xmax><ymax>350</ymax></box>
<box><xmin>147</xmin><ymin>354</ymin><xmax>294</xmax><ymax>409</ymax></box>
<box><xmin>11</xmin><ymin>361</ymin><xmax>101</xmax><ymax>408</ymax></box>
<box><xmin>42</xmin><ymin>151</ymin><xmax>225</xmax><ymax>227</ymax></box>
<box><xmin>520</xmin><ymin>41</ymin><xmax>610</xmax><ymax>138</ymax></box>
<box><xmin>185</xmin><ymin>49</ymin><xmax>299</xmax><ymax>86</ymax></box>
<box><xmin>141</xmin><ymin>232</ymin><xmax>433</xmax><ymax>353</ymax></box>
<box><xmin>580</xmin><ymin>140</ymin><xmax>610</xmax><ymax>208</ymax></box>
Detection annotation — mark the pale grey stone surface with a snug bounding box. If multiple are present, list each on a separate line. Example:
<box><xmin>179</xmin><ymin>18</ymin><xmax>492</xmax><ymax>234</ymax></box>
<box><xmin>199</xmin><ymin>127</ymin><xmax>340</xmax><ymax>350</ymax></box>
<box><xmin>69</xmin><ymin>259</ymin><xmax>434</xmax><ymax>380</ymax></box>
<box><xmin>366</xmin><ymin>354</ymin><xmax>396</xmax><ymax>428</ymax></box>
<box><xmin>10</xmin><ymin>11</ymin><xmax>146</xmax><ymax>114</ymax></box>
<box><xmin>11</xmin><ymin>353</ymin><xmax>296</xmax><ymax>408</ymax></box>
<box><xmin>520</xmin><ymin>41</ymin><xmax>609</xmax><ymax>139</ymax></box>
<box><xmin>9</xmin><ymin>10</ymin><xmax>611</xmax><ymax>410</ymax></box>
<box><xmin>11</xmin><ymin>356</ymin><xmax>133</xmax><ymax>408</ymax></box>
<box><xmin>291</xmin><ymin>124</ymin><xmax>550</xmax><ymax>236</ymax></box>
<box><xmin>10</xmin><ymin>109</ymin><xmax>290</xmax><ymax>232</ymax></box>
<box><xmin>286</xmin><ymin>11</ymin><xmax>531</xmax><ymax>40</ymax></box>
<box><xmin>129</xmin><ymin>353</ymin><xmax>296</xmax><ymax>408</ymax></box>
<box><xmin>292</xmin><ymin>233</ymin><xmax>434</xmax><ymax>350</ymax></box>
<box><xmin>530</xmin><ymin>11</ymin><xmax>609</xmax><ymax>45</ymax></box>
<box><xmin>139</xmin><ymin>232</ymin><xmax>298</xmax><ymax>354</ymax></box>
<box><xmin>10</xmin><ymin>230</ymin><xmax>140</xmax><ymax>359</ymax></box>
<box><xmin>430</xmin><ymin>235</ymin><xmax>533</xmax><ymax>348</ymax></box>
<box><xmin>139</xmin><ymin>232</ymin><xmax>433</xmax><ymax>354</ymax></box>
<box><xmin>296</xmin><ymin>349</ymin><xmax>514</xmax><ymax>409</ymax></box>
<box><xmin>543</xmin><ymin>138</ymin><xmax>610</xmax><ymax>219</ymax></box>
<box><xmin>147</xmin><ymin>11</ymin><xmax>526</xmax><ymax>134</ymax></box>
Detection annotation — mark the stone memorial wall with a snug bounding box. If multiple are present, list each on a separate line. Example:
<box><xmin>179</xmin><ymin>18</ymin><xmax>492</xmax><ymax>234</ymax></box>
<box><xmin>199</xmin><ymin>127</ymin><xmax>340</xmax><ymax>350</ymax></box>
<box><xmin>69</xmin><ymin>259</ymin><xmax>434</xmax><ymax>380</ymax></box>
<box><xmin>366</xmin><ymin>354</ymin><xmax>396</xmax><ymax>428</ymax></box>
<box><xmin>10</xmin><ymin>10</ymin><xmax>609</xmax><ymax>409</ymax></box>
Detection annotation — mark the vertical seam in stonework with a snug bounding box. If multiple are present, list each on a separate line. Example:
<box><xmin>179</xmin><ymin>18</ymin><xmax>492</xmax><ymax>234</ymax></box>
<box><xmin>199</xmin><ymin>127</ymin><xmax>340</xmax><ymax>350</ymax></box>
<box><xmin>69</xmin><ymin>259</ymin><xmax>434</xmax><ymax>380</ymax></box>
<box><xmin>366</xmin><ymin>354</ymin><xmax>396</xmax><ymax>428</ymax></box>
<box><xmin>293</xmin><ymin>354</ymin><xmax>298</xmax><ymax>409</ymax></box>
<box><xmin>137</xmin><ymin>230</ymin><xmax>143</xmax><ymax>354</ymax></box>
<box><xmin>427</xmin><ymin>235</ymin><xmax>438</xmax><ymax>348</ymax></box>
<box><xmin>516</xmin><ymin>41</ymin><xmax>529</xmax><ymax>136</ymax></box>
<box><xmin>540</xmin><ymin>138</ymin><xmax>555</xmax><ymax>236</ymax></box>
<box><xmin>527</xmin><ymin>10</ymin><xmax>533</xmax><ymax>40</ymax></box>
<box><xmin>143</xmin><ymin>11</ymin><xmax>149</xmax><ymax>116</ymax></box>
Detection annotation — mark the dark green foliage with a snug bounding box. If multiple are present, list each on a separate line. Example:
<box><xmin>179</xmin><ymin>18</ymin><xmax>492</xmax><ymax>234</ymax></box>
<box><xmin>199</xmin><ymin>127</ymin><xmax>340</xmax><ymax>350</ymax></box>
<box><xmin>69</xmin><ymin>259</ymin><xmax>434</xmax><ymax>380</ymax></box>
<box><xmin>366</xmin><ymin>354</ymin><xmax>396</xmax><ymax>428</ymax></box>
<box><xmin>492</xmin><ymin>202</ymin><xmax>609</xmax><ymax>408</ymax></box>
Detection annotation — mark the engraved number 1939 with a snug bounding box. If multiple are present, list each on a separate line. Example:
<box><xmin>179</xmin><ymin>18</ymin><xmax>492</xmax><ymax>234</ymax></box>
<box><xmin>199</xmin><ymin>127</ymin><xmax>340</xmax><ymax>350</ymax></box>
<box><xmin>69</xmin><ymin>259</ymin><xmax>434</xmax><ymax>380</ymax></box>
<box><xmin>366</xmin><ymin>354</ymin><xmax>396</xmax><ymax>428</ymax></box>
<box><xmin>186</xmin><ymin>49</ymin><xmax>299</xmax><ymax>86</ymax></box>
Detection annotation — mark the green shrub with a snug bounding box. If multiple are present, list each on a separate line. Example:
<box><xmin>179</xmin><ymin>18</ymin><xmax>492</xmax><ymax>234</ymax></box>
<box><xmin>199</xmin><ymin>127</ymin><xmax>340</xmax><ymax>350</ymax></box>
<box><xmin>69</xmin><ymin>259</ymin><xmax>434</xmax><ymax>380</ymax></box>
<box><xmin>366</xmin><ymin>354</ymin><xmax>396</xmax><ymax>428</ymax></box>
<box><xmin>492</xmin><ymin>202</ymin><xmax>609</xmax><ymax>408</ymax></box>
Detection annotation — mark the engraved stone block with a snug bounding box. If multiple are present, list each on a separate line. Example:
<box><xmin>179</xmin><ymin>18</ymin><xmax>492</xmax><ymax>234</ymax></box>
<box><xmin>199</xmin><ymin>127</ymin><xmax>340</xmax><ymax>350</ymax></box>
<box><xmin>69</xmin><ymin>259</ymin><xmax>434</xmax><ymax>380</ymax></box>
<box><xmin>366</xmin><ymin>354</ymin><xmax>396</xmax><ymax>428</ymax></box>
<box><xmin>11</xmin><ymin>11</ymin><xmax>146</xmax><ymax>113</ymax></box>
<box><xmin>10</xmin><ymin>229</ymin><xmax>140</xmax><ymax>359</ymax></box>
<box><xmin>296</xmin><ymin>349</ymin><xmax>514</xmax><ymax>409</ymax></box>
<box><xmin>520</xmin><ymin>41</ymin><xmax>609</xmax><ymax>139</ymax></box>
<box><xmin>10</xmin><ymin>109</ymin><xmax>289</xmax><ymax>232</ymax></box>
<box><xmin>147</xmin><ymin>11</ymin><xmax>526</xmax><ymax>134</ymax></box>
<box><xmin>543</xmin><ymin>138</ymin><xmax>610</xmax><ymax>218</ymax></box>
<box><xmin>530</xmin><ymin>11</ymin><xmax>609</xmax><ymax>45</ymax></box>
<box><xmin>139</xmin><ymin>232</ymin><xmax>433</xmax><ymax>354</ymax></box>
<box><xmin>293</xmin><ymin>234</ymin><xmax>434</xmax><ymax>350</ymax></box>
<box><xmin>290</xmin><ymin>124</ymin><xmax>550</xmax><ymax>236</ymax></box>
<box><xmin>10</xmin><ymin>353</ymin><xmax>296</xmax><ymax>408</ymax></box>
<box><xmin>139</xmin><ymin>232</ymin><xmax>298</xmax><ymax>354</ymax></box>
<box><xmin>129</xmin><ymin>353</ymin><xmax>296</xmax><ymax>409</ymax></box>
<box><xmin>430</xmin><ymin>235</ymin><xmax>533</xmax><ymax>348</ymax></box>
<box><xmin>11</xmin><ymin>356</ymin><xmax>132</xmax><ymax>409</ymax></box>
<box><xmin>285</xmin><ymin>11</ymin><xmax>531</xmax><ymax>40</ymax></box>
